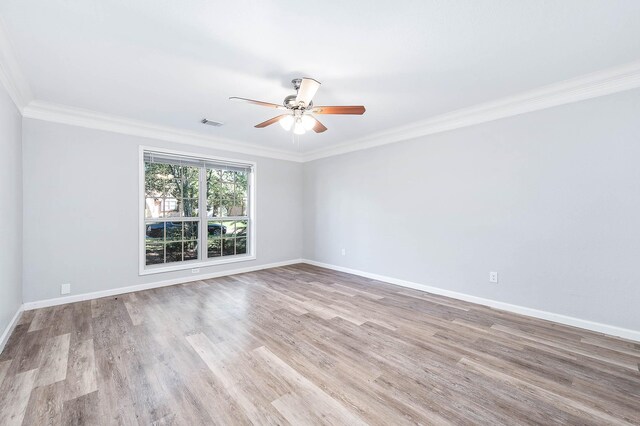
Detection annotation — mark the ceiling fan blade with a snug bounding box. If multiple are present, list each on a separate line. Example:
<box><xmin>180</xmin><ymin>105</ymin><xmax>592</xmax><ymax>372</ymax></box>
<box><xmin>255</xmin><ymin>115</ymin><xmax>288</xmax><ymax>128</ymax></box>
<box><xmin>296</xmin><ymin>78</ymin><xmax>321</xmax><ymax>107</ymax></box>
<box><xmin>311</xmin><ymin>105</ymin><xmax>366</xmax><ymax>115</ymax></box>
<box><xmin>312</xmin><ymin>118</ymin><xmax>327</xmax><ymax>133</ymax></box>
<box><xmin>230</xmin><ymin>97</ymin><xmax>286</xmax><ymax>110</ymax></box>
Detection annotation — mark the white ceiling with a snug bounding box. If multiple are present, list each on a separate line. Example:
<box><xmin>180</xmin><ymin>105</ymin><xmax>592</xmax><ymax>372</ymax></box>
<box><xmin>1</xmin><ymin>0</ymin><xmax>640</xmax><ymax>154</ymax></box>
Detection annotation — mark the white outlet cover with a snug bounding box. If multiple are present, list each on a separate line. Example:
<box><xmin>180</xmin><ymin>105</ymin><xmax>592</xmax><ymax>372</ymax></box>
<box><xmin>61</xmin><ymin>283</ymin><xmax>71</xmax><ymax>295</ymax></box>
<box><xmin>489</xmin><ymin>272</ymin><xmax>498</xmax><ymax>283</ymax></box>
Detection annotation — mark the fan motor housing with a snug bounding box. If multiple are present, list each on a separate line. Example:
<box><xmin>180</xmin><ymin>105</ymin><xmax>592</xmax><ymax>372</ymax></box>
<box><xmin>283</xmin><ymin>95</ymin><xmax>296</xmax><ymax>108</ymax></box>
<box><xmin>283</xmin><ymin>94</ymin><xmax>313</xmax><ymax>110</ymax></box>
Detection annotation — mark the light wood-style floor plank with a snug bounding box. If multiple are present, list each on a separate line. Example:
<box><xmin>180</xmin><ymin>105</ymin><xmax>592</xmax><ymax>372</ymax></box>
<box><xmin>1</xmin><ymin>264</ymin><xmax>639</xmax><ymax>425</ymax></box>
<box><xmin>34</xmin><ymin>333</ymin><xmax>70</xmax><ymax>388</ymax></box>
<box><xmin>255</xmin><ymin>345</ymin><xmax>368</xmax><ymax>426</ymax></box>
<box><xmin>0</xmin><ymin>368</ymin><xmax>39</xmax><ymax>426</ymax></box>
<box><xmin>0</xmin><ymin>359</ymin><xmax>12</xmax><ymax>385</ymax></box>
<box><xmin>61</xmin><ymin>390</ymin><xmax>101</xmax><ymax>426</ymax></box>
<box><xmin>64</xmin><ymin>338</ymin><xmax>97</xmax><ymax>401</ymax></box>
<box><xmin>22</xmin><ymin>382</ymin><xmax>65</xmax><ymax>426</ymax></box>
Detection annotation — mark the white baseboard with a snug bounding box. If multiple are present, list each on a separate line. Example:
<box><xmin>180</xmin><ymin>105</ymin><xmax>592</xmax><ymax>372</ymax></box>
<box><xmin>301</xmin><ymin>259</ymin><xmax>640</xmax><ymax>342</ymax></box>
<box><xmin>22</xmin><ymin>259</ymin><xmax>303</xmax><ymax>311</ymax></box>
<box><xmin>18</xmin><ymin>257</ymin><xmax>640</xmax><ymax>343</ymax></box>
<box><xmin>0</xmin><ymin>305</ymin><xmax>24</xmax><ymax>354</ymax></box>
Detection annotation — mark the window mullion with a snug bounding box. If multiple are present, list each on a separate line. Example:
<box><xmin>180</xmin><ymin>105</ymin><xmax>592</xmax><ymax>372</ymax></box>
<box><xmin>199</xmin><ymin>166</ymin><xmax>207</xmax><ymax>262</ymax></box>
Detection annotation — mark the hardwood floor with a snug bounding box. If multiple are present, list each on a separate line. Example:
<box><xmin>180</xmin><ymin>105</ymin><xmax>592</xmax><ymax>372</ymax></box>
<box><xmin>1</xmin><ymin>264</ymin><xmax>639</xmax><ymax>425</ymax></box>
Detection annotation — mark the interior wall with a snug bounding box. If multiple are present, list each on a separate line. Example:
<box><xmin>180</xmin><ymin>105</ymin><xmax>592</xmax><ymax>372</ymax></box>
<box><xmin>22</xmin><ymin>119</ymin><xmax>303</xmax><ymax>303</ymax></box>
<box><xmin>0</xmin><ymin>84</ymin><xmax>23</xmax><ymax>336</ymax></box>
<box><xmin>16</xmin><ymin>88</ymin><xmax>640</xmax><ymax>333</ymax></box>
<box><xmin>303</xmin><ymin>88</ymin><xmax>640</xmax><ymax>332</ymax></box>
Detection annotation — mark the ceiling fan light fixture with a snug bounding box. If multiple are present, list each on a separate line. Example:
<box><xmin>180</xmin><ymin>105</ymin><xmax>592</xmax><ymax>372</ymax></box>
<box><xmin>293</xmin><ymin>118</ymin><xmax>306</xmax><ymax>135</ymax></box>
<box><xmin>279</xmin><ymin>114</ymin><xmax>294</xmax><ymax>130</ymax></box>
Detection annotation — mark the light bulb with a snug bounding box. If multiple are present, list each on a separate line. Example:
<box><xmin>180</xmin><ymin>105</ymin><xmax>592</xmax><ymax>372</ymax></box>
<box><xmin>279</xmin><ymin>115</ymin><xmax>294</xmax><ymax>130</ymax></box>
<box><xmin>293</xmin><ymin>118</ymin><xmax>306</xmax><ymax>135</ymax></box>
<box><xmin>302</xmin><ymin>114</ymin><xmax>316</xmax><ymax>130</ymax></box>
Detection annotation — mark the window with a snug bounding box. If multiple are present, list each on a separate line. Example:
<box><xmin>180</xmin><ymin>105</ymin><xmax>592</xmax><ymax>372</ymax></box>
<box><xmin>206</xmin><ymin>168</ymin><xmax>249</xmax><ymax>258</ymax></box>
<box><xmin>140</xmin><ymin>148</ymin><xmax>255</xmax><ymax>274</ymax></box>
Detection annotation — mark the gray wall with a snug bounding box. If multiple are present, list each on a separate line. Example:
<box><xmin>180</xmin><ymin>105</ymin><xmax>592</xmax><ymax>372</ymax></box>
<box><xmin>16</xmin><ymin>88</ymin><xmax>640</xmax><ymax>332</ymax></box>
<box><xmin>303</xmin><ymin>89</ymin><xmax>640</xmax><ymax>331</ymax></box>
<box><xmin>0</xmin><ymin>84</ymin><xmax>23</xmax><ymax>334</ymax></box>
<box><xmin>22</xmin><ymin>119</ymin><xmax>303</xmax><ymax>303</ymax></box>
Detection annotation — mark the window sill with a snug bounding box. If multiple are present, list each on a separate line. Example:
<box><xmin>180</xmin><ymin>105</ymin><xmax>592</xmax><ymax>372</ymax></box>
<box><xmin>139</xmin><ymin>254</ymin><xmax>256</xmax><ymax>276</ymax></box>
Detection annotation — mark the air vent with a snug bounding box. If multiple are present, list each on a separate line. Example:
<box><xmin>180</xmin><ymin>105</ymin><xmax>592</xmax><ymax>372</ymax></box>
<box><xmin>201</xmin><ymin>118</ymin><xmax>224</xmax><ymax>127</ymax></box>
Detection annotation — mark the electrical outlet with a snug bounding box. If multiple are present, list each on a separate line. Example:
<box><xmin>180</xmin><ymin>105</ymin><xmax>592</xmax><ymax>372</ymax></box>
<box><xmin>61</xmin><ymin>283</ymin><xmax>71</xmax><ymax>295</ymax></box>
<box><xmin>191</xmin><ymin>268</ymin><xmax>200</xmax><ymax>274</ymax></box>
<box><xmin>341</xmin><ymin>248</ymin><xmax>346</xmax><ymax>256</ymax></box>
<box><xmin>489</xmin><ymin>272</ymin><xmax>498</xmax><ymax>283</ymax></box>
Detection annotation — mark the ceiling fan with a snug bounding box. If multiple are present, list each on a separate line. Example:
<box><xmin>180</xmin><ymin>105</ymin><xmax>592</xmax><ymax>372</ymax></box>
<box><xmin>230</xmin><ymin>78</ymin><xmax>365</xmax><ymax>135</ymax></box>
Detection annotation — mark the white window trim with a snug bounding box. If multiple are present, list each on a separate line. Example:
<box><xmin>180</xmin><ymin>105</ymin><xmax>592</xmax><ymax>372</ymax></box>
<box><xmin>138</xmin><ymin>145</ymin><xmax>257</xmax><ymax>275</ymax></box>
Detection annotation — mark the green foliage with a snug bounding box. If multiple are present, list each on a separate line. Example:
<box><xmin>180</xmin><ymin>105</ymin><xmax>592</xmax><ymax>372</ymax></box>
<box><xmin>206</xmin><ymin>169</ymin><xmax>248</xmax><ymax>217</ymax></box>
<box><xmin>145</xmin><ymin>163</ymin><xmax>200</xmax><ymax>217</ymax></box>
<box><xmin>145</xmin><ymin>163</ymin><xmax>248</xmax><ymax>218</ymax></box>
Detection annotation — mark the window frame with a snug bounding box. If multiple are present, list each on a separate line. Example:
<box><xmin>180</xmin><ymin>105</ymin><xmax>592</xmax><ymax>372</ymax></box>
<box><xmin>138</xmin><ymin>146</ymin><xmax>257</xmax><ymax>275</ymax></box>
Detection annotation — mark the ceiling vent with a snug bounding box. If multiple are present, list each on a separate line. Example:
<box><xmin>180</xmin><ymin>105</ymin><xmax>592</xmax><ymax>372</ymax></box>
<box><xmin>201</xmin><ymin>118</ymin><xmax>224</xmax><ymax>127</ymax></box>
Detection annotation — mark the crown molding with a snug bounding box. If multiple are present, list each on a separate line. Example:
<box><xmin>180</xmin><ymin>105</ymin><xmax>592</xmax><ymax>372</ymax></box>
<box><xmin>302</xmin><ymin>60</ymin><xmax>640</xmax><ymax>162</ymax></box>
<box><xmin>22</xmin><ymin>101</ymin><xmax>304</xmax><ymax>162</ymax></box>
<box><xmin>17</xmin><ymin>61</ymin><xmax>640</xmax><ymax>163</ymax></box>
<box><xmin>0</xmin><ymin>18</ymin><xmax>33</xmax><ymax>112</ymax></box>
